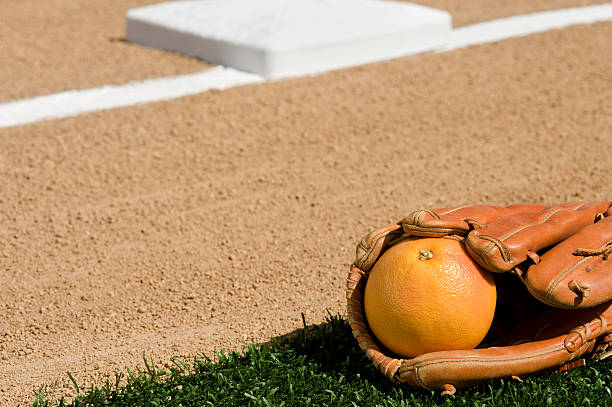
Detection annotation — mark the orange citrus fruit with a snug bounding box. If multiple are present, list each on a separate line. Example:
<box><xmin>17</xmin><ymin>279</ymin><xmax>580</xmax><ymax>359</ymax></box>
<box><xmin>364</xmin><ymin>237</ymin><xmax>496</xmax><ymax>358</ymax></box>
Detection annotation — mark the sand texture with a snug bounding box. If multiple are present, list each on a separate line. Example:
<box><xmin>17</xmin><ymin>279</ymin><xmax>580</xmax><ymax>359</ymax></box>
<box><xmin>1</xmin><ymin>2</ymin><xmax>611</xmax><ymax>405</ymax></box>
<box><xmin>0</xmin><ymin>0</ymin><xmax>207</xmax><ymax>103</ymax></box>
<box><xmin>1</xmin><ymin>0</ymin><xmax>609</xmax><ymax>102</ymax></box>
<box><xmin>412</xmin><ymin>0</ymin><xmax>612</xmax><ymax>26</ymax></box>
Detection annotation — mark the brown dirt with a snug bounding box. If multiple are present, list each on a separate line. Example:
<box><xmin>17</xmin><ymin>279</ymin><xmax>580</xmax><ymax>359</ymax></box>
<box><xmin>412</xmin><ymin>0</ymin><xmax>612</xmax><ymax>26</ymax></box>
<box><xmin>1</xmin><ymin>8</ymin><xmax>611</xmax><ymax>407</ymax></box>
<box><xmin>1</xmin><ymin>0</ymin><xmax>609</xmax><ymax>103</ymax></box>
<box><xmin>0</xmin><ymin>0</ymin><xmax>207</xmax><ymax>103</ymax></box>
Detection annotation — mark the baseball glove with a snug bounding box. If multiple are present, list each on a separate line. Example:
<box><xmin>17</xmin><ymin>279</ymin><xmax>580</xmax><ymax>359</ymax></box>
<box><xmin>347</xmin><ymin>201</ymin><xmax>612</xmax><ymax>394</ymax></box>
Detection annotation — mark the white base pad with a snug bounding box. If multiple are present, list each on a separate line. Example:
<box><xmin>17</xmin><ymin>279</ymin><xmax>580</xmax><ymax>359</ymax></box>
<box><xmin>126</xmin><ymin>0</ymin><xmax>451</xmax><ymax>78</ymax></box>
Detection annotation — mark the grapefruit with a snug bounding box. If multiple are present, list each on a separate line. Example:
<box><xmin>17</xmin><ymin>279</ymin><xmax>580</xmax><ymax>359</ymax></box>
<box><xmin>363</xmin><ymin>237</ymin><xmax>496</xmax><ymax>358</ymax></box>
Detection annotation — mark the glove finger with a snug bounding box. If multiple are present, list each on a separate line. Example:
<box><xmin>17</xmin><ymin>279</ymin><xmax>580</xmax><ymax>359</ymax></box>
<box><xmin>401</xmin><ymin>204</ymin><xmax>545</xmax><ymax>237</ymax></box>
<box><xmin>465</xmin><ymin>201</ymin><xmax>611</xmax><ymax>273</ymax></box>
<box><xmin>354</xmin><ymin>224</ymin><xmax>403</xmax><ymax>272</ymax></box>
<box><xmin>524</xmin><ymin>208</ymin><xmax>612</xmax><ymax>308</ymax></box>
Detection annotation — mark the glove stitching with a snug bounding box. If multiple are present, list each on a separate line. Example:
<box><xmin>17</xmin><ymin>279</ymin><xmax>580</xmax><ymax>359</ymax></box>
<box><xmin>478</xmin><ymin>208</ymin><xmax>572</xmax><ymax>268</ymax></box>
<box><xmin>568</xmin><ymin>280</ymin><xmax>590</xmax><ymax>298</ymax></box>
<box><xmin>565</xmin><ymin>316</ymin><xmax>609</xmax><ymax>352</ymax></box>
<box><xmin>467</xmin><ymin>241</ymin><xmax>489</xmax><ymax>267</ymax></box>
<box><xmin>566</xmin><ymin>326</ymin><xmax>591</xmax><ymax>353</ymax></box>
<box><xmin>572</xmin><ymin>202</ymin><xmax>588</xmax><ymax>210</ymax></box>
<box><xmin>356</xmin><ymin>229</ymin><xmax>397</xmax><ymax>270</ymax></box>
<box><xmin>402</xmin><ymin>210</ymin><xmax>435</xmax><ymax>226</ymax></box>
<box><xmin>412</xmin><ymin>366</ymin><xmax>431</xmax><ymax>390</ymax></box>
<box><xmin>438</xmin><ymin>205</ymin><xmax>471</xmax><ymax>216</ymax></box>
<box><xmin>597</xmin><ymin>315</ymin><xmax>608</xmax><ymax>336</ymax></box>
<box><xmin>573</xmin><ymin>240</ymin><xmax>612</xmax><ymax>261</ymax></box>
<box><xmin>403</xmin><ymin>345</ymin><xmax>567</xmax><ymax>370</ymax></box>
<box><xmin>474</xmin><ymin>233</ymin><xmax>513</xmax><ymax>263</ymax></box>
<box><xmin>463</xmin><ymin>218</ymin><xmax>487</xmax><ymax>230</ymax></box>
<box><xmin>543</xmin><ymin>240</ymin><xmax>612</xmax><ymax>301</ymax></box>
<box><xmin>402</xmin><ymin>225</ymin><xmax>465</xmax><ymax>236</ymax></box>
<box><xmin>497</xmin><ymin>208</ymin><xmax>567</xmax><ymax>242</ymax></box>
<box><xmin>422</xmin><ymin>209</ymin><xmax>441</xmax><ymax>220</ymax></box>
<box><xmin>355</xmin><ymin>241</ymin><xmax>370</xmax><ymax>270</ymax></box>
<box><xmin>544</xmin><ymin>257</ymin><xmax>589</xmax><ymax>298</ymax></box>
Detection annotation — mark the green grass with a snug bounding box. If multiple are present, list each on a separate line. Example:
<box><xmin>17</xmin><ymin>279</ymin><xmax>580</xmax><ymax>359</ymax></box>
<box><xmin>32</xmin><ymin>314</ymin><xmax>612</xmax><ymax>407</ymax></box>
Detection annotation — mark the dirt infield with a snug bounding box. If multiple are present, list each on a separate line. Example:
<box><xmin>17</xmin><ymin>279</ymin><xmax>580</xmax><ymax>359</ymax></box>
<box><xmin>414</xmin><ymin>0</ymin><xmax>612</xmax><ymax>26</ymax></box>
<box><xmin>0</xmin><ymin>0</ymin><xmax>207</xmax><ymax>103</ymax></box>
<box><xmin>1</xmin><ymin>0</ymin><xmax>610</xmax><ymax>103</ymax></box>
<box><xmin>1</xmin><ymin>4</ymin><xmax>611</xmax><ymax>406</ymax></box>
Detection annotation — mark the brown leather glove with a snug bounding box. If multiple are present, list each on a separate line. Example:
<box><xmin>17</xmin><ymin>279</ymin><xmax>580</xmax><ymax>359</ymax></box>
<box><xmin>347</xmin><ymin>201</ymin><xmax>612</xmax><ymax>394</ymax></box>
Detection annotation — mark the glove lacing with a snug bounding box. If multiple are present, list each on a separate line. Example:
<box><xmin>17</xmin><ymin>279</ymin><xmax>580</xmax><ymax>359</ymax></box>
<box><xmin>573</xmin><ymin>240</ymin><xmax>612</xmax><ymax>261</ymax></box>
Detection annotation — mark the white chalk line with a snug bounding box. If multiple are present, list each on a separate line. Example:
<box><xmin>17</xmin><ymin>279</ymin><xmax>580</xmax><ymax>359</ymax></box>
<box><xmin>0</xmin><ymin>67</ymin><xmax>264</xmax><ymax>129</ymax></box>
<box><xmin>1</xmin><ymin>3</ymin><xmax>611</xmax><ymax>130</ymax></box>
<box><xmin>447</xmin><ymin>3</ymin><xmax>612</xmax><ymax>49</ymax></box>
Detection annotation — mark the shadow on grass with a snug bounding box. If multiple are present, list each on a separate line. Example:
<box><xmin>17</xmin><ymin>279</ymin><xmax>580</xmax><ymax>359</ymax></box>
<box><xmin>32</xmin><ymin>313</ymin><xmax>612</xmax><ymax>407</ymax></box>
<box><xmin>267</xmin><ymin>312</ymin><xmax>397</xmax><ymax>383</ymax></box>
<box><xmin>266</xmin><ymin>312</ymin><xmax>401</xmax><ymax>386</ymax></box>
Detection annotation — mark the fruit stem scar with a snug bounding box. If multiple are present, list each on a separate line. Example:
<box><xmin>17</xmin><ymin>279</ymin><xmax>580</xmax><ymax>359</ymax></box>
<box><xmin>418</xmin><ymin>250</ymin><xmax>434</xmax><ymax>261</ymax></box>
